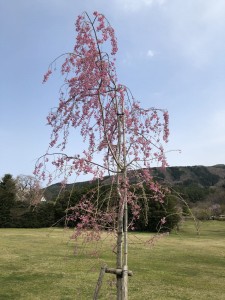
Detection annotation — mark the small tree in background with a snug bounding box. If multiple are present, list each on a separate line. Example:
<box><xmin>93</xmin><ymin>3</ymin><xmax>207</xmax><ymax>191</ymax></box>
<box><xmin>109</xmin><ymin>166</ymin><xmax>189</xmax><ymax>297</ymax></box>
<box><xmin>36</xmin><ymin>12</ymin><xmax>170</xmax><ymax>300</ymax></box>
<box><xmin>16</xmin><ymin>175</ymin><xmax>42</xmax><ymax>206</ymax></box>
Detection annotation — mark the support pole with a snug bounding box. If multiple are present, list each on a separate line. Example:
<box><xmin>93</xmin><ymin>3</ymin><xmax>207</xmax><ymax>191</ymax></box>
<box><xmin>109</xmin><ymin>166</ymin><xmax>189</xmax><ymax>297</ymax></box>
<box><xmin>93</xmin><ymin>265</ymin><xmax>107</xmax><ymax>300</ymax></box>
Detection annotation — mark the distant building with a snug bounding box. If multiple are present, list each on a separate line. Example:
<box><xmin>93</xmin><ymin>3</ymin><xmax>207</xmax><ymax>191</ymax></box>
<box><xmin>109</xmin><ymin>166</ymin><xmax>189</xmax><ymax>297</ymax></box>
<box><xmin>40</xmin><ymin>196</ymin><xmax>47</xmax><ymax>202</ymax></box>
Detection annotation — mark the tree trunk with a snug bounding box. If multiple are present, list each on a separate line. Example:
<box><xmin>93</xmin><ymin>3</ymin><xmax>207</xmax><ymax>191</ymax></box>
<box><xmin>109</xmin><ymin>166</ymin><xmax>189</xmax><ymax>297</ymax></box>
<box><xmin>116</xmin><ymin>101</ymin><xmax>128</xmax><ymax>300</ymax></box>
<box><xmin>122</xmin><ymin>188</ymin><xmax>128</xmax><ymax>300</ymax></box>
<box><xmin>116</xmin><ymin>186</ymin><xmax>124</xmax><ymax>299</ymax></box>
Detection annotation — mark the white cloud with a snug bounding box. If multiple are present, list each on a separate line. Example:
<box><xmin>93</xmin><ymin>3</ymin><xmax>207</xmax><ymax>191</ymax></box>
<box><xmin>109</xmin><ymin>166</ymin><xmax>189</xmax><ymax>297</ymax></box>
<box><xmin>208</xmin><ymin>110</ymin><xmax>225</xmax><ymax>145</ymax></box>
<box><xmin>163</xmin><ymin>0</ymin><xmax>225</xmax><ymax>67</ymax></box>
<box><xmin>121</xmin><ymin>49</ymin><xmax>156</xmax><ymax>65</ymax></box>
<box><xmin>116</xmin><ymin>0</ymin><xmax>166</xmax><ymax>12</ymax></box>
<box><xmin>147</xmin><ymin>49</ymin><xmax>155</xmax><ymax>57</ymax></box>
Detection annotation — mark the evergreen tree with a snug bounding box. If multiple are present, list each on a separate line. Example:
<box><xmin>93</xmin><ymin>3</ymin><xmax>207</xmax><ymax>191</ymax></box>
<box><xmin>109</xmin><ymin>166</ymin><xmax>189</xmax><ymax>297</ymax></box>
<box><xmin>0</xmin><ymin>174</ymin><xmax>16</xmax><ymax>227</ymax></box>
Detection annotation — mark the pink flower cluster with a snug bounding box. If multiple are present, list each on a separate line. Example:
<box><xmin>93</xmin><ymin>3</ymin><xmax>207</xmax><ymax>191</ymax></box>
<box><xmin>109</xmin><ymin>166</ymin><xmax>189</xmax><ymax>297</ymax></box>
<box><xmin>68</xmin><ymin>195</ymin><xmax>117</xmax><ymax>242</ymax></box>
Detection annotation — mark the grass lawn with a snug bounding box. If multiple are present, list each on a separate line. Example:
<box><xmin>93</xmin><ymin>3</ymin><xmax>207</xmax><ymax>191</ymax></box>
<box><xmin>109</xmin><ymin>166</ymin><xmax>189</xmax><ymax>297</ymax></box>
<box><xmin>0</xmin><ymin>221</ymin><xmax>225</xmax><ymax>299</ymax></box>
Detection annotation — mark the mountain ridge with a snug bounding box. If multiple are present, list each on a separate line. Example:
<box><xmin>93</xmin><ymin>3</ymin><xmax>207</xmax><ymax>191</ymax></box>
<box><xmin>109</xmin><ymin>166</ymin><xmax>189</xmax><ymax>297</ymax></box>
<box><xmin>44</xmin><ymin>164</ymin><xmax>225</xmax><ymax>201</ymax></box>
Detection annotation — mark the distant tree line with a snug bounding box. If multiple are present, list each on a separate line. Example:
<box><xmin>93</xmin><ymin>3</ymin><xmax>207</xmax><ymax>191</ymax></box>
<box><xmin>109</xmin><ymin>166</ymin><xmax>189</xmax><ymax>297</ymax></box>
<box><xmin>0</xmin><ymin>173</ymin><xmax>181</xmax><ymax>231</ymax></box>
<box><xmin>1</xmin><ymin>171</ymin><xmax>224</xmax><ymax>229</ymax></box>
<box><xmin>173</xmin><ymin>182</ymin><xmax>225</xmax><ymax>220</ymax></box>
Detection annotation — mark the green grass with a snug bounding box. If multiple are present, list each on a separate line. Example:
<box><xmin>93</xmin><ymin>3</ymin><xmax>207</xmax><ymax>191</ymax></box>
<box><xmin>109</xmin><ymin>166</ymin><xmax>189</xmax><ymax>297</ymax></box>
<box><xmin>0</xmin><ymin>221</ymin><xmax>225</xmax><ymax>299</ymax></box>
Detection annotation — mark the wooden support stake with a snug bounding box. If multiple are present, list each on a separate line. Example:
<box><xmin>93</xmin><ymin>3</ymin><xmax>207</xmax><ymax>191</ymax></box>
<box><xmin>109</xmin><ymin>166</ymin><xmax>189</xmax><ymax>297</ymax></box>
<box><xmin>93</xmin><ymin>265</ymin><xmax>107</xmax><ymax>300</ymax></box>
<box><xmin>93</xmin><ymin>266</ymin><xmax>133</xmax><ymax>299</ymax></box>
<box><xmin>105</xmin><ymin>267</ymin><xmax>133</xmax><ymax>277</ymax></box>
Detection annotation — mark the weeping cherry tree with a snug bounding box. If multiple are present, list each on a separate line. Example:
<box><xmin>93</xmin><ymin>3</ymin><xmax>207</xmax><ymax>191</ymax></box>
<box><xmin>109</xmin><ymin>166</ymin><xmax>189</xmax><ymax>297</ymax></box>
<box><xmin>35</xmin><ymin>11</ymin><xmax>170</xmax><ymax>300</ymax></box>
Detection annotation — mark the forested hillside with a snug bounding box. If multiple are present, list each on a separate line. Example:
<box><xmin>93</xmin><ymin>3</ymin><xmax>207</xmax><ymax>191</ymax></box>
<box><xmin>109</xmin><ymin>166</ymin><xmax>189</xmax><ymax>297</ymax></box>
<box><xmin>1</xmin><ymin>165</ymin><xmax>224</xmax><ymax>229</ymax></box>
<box><xmin>44</xmin><ymin>164</ymin><xmax>225</xmax><ymax>222</ymax></box>
<box><xmin>45</xmin><ymin>164</ymin><xmax>225</xmax><ymax>200</ymax></box>
<box><xmin>156</xmin><ymin>164</ymin><xmax>225</xmax><ymax>187</ymax></box>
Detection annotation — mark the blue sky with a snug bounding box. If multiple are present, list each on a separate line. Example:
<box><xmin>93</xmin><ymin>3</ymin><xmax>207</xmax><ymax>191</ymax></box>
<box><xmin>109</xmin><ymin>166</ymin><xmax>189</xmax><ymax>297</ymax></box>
<box><xmin>1</xmin><ymin>0</ymin><xmax>225</xmax><ymax>182</ymax></box>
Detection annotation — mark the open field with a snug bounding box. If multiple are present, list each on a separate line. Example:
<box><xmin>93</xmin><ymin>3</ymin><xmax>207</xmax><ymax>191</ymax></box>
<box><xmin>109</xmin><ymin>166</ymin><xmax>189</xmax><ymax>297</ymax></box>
<box><xmin>0</xmin><ymin>221</ymin><xmax>225</xmax><ymax>300</ymax></box>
